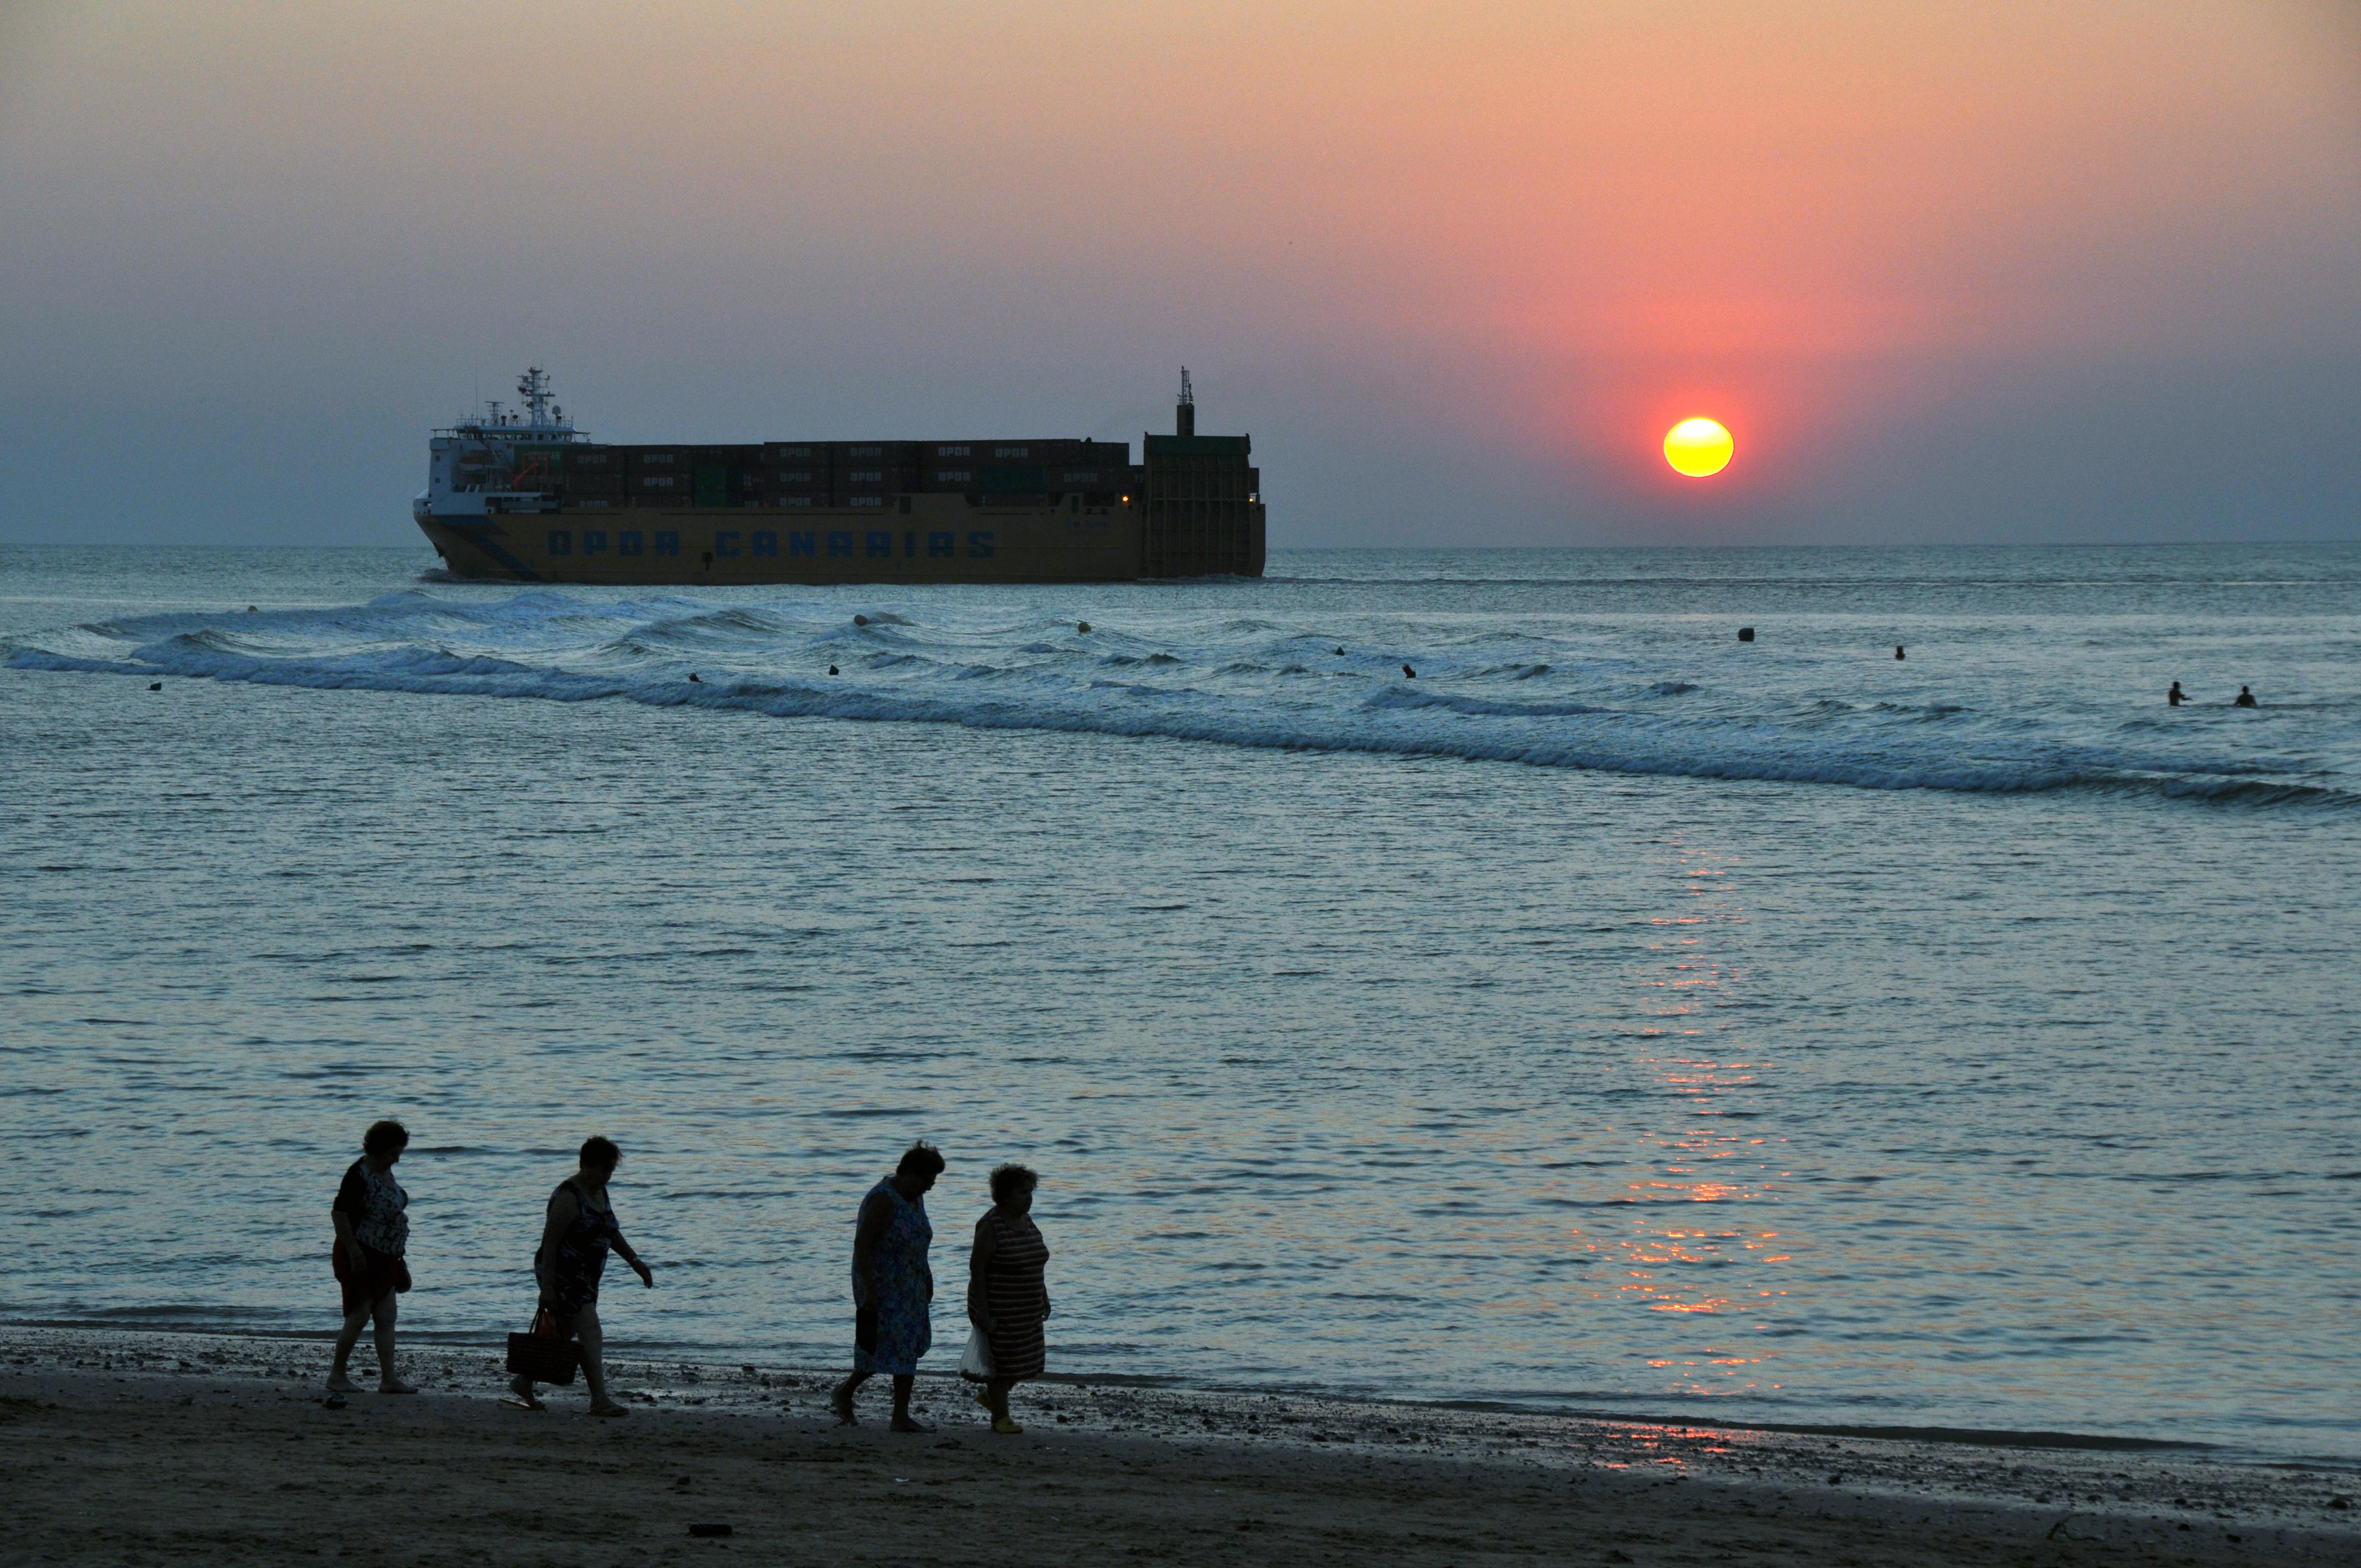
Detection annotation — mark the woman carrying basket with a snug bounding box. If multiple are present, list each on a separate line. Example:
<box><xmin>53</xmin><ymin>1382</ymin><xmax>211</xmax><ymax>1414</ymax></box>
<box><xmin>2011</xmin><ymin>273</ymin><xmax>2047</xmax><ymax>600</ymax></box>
<box><xmin>508</xmin><ymin>1136</ymin><xmax>654</xmax><ymax>1416</ymax></box>
<box><xmin>964</xmin><ymin>1163</ymin><xmax>1051</xmax><ymax>1435</ymax></box>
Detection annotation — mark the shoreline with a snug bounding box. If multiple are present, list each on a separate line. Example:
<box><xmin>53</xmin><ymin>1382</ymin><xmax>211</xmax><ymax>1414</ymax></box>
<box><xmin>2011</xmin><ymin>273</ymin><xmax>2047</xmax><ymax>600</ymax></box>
<box><xmin>10</xmin><ymin>1324</ymin><xmax>2357</xmax><ymax>1565</ymax></box>
<box><xmin>0</xmin><ymin>1317</ymin><xmax>2286</xmax><ymax>1458</ymax></box>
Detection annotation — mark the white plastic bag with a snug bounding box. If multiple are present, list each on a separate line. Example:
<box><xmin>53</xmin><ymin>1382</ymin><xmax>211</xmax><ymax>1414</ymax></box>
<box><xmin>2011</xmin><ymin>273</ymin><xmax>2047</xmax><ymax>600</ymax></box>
<box><xmin>959</xmin><ymin>1326</ymin><xmax>994</xmax><ymax>1380</ymax></box>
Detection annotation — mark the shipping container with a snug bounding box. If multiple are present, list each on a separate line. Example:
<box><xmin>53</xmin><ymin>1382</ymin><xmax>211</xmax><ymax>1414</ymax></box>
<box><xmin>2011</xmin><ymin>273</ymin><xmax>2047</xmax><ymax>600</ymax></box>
<box><xmin>829</xmin><ymin>440</ymin><xmax>918</xmax><ymax>466</ymax></box>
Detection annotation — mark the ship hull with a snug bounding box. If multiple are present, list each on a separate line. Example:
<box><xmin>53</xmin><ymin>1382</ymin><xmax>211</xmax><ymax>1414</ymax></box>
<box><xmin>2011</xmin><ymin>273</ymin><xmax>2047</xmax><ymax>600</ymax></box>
<box><xmin>417</xmin><ymin>496</ymin><xmax>1154</xmax><ymax>585</ymax></box>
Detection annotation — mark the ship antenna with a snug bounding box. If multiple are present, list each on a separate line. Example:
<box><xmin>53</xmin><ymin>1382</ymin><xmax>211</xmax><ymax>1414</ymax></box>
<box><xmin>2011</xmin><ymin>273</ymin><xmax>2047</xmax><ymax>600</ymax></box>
<box><xmin>1176</xmin><ymin>366</ymin><xmax>1195</xmax><ymax>437</ymax></box>
<box><xmin>517</xmin><ymin>365</ymin><xmax>553</xmax><ymax>426</ymax></box>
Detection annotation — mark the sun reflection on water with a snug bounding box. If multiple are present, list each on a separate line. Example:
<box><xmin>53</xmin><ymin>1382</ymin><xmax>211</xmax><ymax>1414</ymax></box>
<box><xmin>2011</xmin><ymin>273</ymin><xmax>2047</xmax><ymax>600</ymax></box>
<box><xmin>1573</xmin><ymin>835</ymin><xmax>1796</xmax><ymax>1401</ymax></box>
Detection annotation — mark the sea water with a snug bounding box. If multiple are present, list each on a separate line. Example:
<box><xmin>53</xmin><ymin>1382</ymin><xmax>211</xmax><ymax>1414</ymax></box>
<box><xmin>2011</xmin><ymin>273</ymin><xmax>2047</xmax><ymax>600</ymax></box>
<box><xmin>3</xmin><ymin>543</ymin><xmax>2356</xmax><ymax>1461</ymax></box>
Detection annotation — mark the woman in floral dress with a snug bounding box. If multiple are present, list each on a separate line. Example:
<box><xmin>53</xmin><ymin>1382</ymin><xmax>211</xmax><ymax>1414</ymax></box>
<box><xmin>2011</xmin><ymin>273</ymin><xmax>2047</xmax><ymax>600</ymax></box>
<box><xmin>831</xmin><ymin>1141</ymin><xmax>943</xmax><ymax>1431</ymax></box>
<box><xmin>509</xmin><ymin>1135</ymin><xmax>655</xmax><ymax>1417</ymax></box>
<box><xmin>329</xmin><ymin>1120</ymin><xmax>415</xmax><ymax>1395</ymax></box>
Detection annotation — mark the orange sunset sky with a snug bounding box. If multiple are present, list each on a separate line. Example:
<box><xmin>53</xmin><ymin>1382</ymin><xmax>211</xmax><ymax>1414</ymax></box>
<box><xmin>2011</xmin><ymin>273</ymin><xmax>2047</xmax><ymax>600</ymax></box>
<box><xmin>1</xmin><ymin>1</ymin><xmax>2356</xmax><ymax>545</ymax></box>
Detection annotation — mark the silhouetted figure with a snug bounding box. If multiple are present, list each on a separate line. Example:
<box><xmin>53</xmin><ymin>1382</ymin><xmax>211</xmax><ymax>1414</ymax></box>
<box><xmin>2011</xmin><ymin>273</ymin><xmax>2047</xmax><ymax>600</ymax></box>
<box><xmin>2169</xmin><ymin>682</ymin><xmax>2186</xmax><ymax>706</ymax></box>
<box><xmin>2234</xmin><ymin>686</ymin><xmax>2258</xmax><ymax>707</ymax></box>
<box><xmin>833</xmin><ymin>1142</ymin><xmax>944</xmax><ymax>1432</ymax></box>
<box><xmin>1402</xmin><ymin>664</ymin><xmax>1417</xmax><ymax>679</ymax></box>
<box><xmin>329</xmin><ymin>1120</ymin><xmax>414</xmax><ymax>1396</ymax></box>
<box><xmin>1895</xmin><ymin>646</ymin><xmax>1905</xmax><ymax>661</ymax></box>
<box><xmin>966</xmin><ymin>1164</ymin><xmax>1051</xmax><ymax>1436</ymax></box>
<box><xmin>509</xmin><ymin>1136</ymin><xmax>654</xmax><ymax>1417</ymax></box>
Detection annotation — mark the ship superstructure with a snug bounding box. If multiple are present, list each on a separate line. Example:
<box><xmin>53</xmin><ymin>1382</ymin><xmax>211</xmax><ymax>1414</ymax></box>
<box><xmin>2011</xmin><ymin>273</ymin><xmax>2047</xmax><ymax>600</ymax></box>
<box><xmin>412</xmin><ymin>369</ymin><xmax>1263</xmax><ymax>584</ymax></box>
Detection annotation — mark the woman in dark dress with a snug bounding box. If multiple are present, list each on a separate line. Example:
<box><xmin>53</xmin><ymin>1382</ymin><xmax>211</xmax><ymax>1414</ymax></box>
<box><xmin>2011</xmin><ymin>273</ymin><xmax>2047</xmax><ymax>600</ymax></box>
<box><xmin>966</xmin><ymin>1163</ymin><xmax>1051</xmax><ymax>1435</ymax></box>
<box><xmin>329</xmin><ymin>1120</ymin><xmax>414</xmax><ymax>1395</ymax></box>
<box><xmin>509</xmin><ymin>1136</ymin><xmax>654</xmax><ymax>1416</ymax></box>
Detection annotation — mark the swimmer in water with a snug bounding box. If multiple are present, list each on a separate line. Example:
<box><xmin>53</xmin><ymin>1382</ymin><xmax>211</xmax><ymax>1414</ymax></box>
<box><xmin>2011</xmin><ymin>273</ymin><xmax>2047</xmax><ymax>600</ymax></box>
<box><xmin>2168</xmin><ymin>682</ymin><xmax>2186</xmax><ymax>706</ymax></box>
<box><xmin>2234</xmin><ymin>685</ymin><xmax>2258</xmax><ymax>707</ymax></box>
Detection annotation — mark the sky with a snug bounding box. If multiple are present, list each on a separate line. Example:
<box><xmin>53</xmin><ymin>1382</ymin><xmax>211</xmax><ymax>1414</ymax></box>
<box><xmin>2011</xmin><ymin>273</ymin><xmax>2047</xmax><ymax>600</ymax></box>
<box><xmin>2</xmin><ymin>0</ymin><xmax>2357</xmax><ymax>548</ymax></box>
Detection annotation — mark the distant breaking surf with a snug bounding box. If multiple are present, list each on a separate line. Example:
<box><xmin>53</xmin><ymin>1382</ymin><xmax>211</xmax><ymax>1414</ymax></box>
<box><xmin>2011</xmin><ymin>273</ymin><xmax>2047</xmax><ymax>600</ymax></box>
<box><xmin>7</xmin><ymin>590</ymin><xmax>2349</xmax><ymax>812</ymax></box>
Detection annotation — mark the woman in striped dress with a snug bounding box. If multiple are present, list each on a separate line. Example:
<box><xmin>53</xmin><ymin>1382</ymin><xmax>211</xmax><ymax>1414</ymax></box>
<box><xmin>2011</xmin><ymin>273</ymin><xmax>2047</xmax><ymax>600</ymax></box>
<box><xmin>966</xmin><ymin>1163</ymin><xmax>1051</xmax><ymax>1435</ymax></box>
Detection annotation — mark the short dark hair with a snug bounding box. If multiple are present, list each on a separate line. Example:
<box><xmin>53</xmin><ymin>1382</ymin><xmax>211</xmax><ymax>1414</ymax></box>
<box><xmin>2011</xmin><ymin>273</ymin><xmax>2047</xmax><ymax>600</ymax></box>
<box><xmin>579</xmin><ymin>1135</ymin><xmax>621</xmax><ymax>1170</ymax></box>
<box><xmin>896</xmin><ymin>1140</ymin><xmax>945</xmax><ymax>1178</ymax></box>
<box><xmin>989</xmin><ymin>1163</ymin><xmax>1038</xmax><ymax>1205</ymax></box>
<box><xmin>362</xmin><ymin>1120</ymin><xmax>409</xmax><ymax>1157</ymax></box>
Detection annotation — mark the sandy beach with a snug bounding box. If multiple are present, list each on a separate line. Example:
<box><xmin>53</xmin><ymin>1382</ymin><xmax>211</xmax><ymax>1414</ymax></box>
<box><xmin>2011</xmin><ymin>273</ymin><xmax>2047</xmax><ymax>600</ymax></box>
<box><xmin>6</xmin><ymin>1327</ymin><xmax>2354</xmax><ymax>1567</ymax></box>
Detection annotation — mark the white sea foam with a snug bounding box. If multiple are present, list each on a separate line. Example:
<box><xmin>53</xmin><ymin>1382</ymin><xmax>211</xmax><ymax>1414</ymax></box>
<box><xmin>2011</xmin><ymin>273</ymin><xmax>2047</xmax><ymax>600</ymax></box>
<box><xmin>6</xmin><ymin>586</ymin><xmax>2351</xmax><ymax>808</ymax></box>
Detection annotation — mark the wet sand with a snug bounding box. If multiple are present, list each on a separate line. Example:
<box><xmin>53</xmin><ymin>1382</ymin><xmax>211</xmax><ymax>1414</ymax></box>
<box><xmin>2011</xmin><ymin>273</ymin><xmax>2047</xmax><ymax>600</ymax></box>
<box><xmin>5</xmin><ymin>1327</ymin><xmax>2355</xmax><ymax>1566</ymax></box>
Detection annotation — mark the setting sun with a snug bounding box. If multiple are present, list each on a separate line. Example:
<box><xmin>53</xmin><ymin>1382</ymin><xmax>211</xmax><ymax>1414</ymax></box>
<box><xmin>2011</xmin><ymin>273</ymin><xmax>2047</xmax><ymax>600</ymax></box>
<box><xmin>1663</xmin><ymin>418</ymin><xmax>1734</xmax><ymax>478</ymax></box>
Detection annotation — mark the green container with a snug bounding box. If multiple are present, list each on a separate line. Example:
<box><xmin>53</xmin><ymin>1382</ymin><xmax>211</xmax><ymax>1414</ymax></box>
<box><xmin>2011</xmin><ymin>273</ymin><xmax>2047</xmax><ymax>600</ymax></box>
<box><xmin>693</xmin><ymin>464</ymin><xmax>736</xmax><ymax>507</ymax></box>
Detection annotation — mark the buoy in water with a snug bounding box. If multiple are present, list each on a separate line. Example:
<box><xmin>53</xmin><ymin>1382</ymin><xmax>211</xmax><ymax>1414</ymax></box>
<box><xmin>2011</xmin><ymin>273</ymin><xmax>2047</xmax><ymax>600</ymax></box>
<box><xmin>689</xmin><ymin>673</ymin><xmax>701</xmax><ymax>683</ymax></box>
<box><xmin>1335</xmin><ymin>647</ymin><xmax>1345</xmax><ymax>656</ymax></box>
<box><xmin>1738</xmin><ymin>627</ymin><xmax>1755</xmax><ymax>643</ymax></box>
<box><xmin>148</xmin><ymin>682</ymin><xmax>162</xmax><ymax>691</ymax></box>
<box><xmin>853</xmin><ymin>614</ymin><xmax>868</xmax><ymax>626</ymax></box>
<box><xmin>828</xmin><ymin>666</ymin><xmax>839</xmax><ymax>676</ymax></box>
<box><xmin>1895</xmin><ymin>645</ymin><xmax>1906</xmax><ymax>660</ymax></box>
<box><xmin>1402</xmin><ymin>663</ymin><xmax>1417</xmax><ymax>679</ymax></box>
<box><xmin>1077</xmin><ymin>620</ymin><xmax>1091</xmax><ymax>634</ymax></box>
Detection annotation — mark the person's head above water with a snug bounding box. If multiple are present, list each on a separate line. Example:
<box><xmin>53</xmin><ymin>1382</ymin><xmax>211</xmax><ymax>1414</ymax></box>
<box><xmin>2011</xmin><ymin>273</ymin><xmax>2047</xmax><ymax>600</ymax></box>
<box><xmin>579</xmin><ymin>1135</ymin><xmax>621</xmax><ymax>1175</ymax></box>
<box><xmin>989</xmin><ymin>1163</ymin><xmax>1039</xmax><ymax>1215</ymax></box>
<box><xmin>362</xmin><ymin>1120</ymin><xmax>409</xmax><ymax>1164</ymax></box>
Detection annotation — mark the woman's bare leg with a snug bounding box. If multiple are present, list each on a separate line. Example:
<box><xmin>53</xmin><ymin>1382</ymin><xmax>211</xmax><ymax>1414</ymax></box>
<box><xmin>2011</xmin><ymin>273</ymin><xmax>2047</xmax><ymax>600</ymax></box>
<box><xmin>831</xmin><ymin>1369</ymin><xmax>870</xmax><ymax>1424</ymax></box>
<box><xmin>889</xmin><ymin>1374</ymin><xmax>932</xmax><ymax>1431</ymax></box>
<box><xmin>371</xmin><ymin>1295</ymin><xmax>413</xmax><ymax>1391</ymax></box>
<box><xmin>328</xmin><ymin>1303</ymin><xmax>371</xmax><ymax>1389</ymax></box>
<box><xmin>579</xmin><ymin>1304</ymin><xmax>623</xmax><ymax>1413</ymax></box>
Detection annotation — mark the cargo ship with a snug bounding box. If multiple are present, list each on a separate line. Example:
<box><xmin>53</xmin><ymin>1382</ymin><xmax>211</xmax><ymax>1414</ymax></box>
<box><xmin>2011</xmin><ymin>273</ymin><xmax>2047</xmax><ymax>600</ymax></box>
<box><xmin>412</xmin><ymin>369</ymin><xmax>1263</xmax><ymax>584</ymax></box>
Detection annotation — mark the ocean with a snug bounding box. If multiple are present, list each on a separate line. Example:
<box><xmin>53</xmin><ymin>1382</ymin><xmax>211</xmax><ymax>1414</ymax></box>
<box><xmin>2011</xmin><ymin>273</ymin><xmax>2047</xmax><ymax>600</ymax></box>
<box><xmin>3</xmin><ymin>542</ymin><xmax>2355</xmax><ymax>1463</ymax></box>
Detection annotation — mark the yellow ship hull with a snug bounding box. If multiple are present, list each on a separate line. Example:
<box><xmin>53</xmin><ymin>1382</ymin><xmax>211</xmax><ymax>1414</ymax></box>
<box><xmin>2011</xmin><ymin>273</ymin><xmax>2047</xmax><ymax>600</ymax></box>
<box><xmin>418</xmin><ymin>494</ymin><xmax>1150</xmax><ymax>585</ymax></box>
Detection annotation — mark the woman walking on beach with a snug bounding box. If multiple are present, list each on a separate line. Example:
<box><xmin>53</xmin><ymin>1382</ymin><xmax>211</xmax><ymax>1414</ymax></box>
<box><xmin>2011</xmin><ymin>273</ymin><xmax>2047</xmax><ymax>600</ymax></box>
<box><xmin>831</xmin><ymin>1141</ymin><xmax>943</xmax><ymax>1431</ymax></box>
<box><xmin>329</xmin><ymin>1120</ymin><xmax>415</xmax><ymax>1394</ymax></box>
<box><xmin>966</xmin><ymin>1163</ymin><xmax>1051</xmax><ymax>1434</ymax></box>
<box><xmin>509</xmin><ymin>1136</ymin><xmax>655</xmax><ymax>1417</ymax></box>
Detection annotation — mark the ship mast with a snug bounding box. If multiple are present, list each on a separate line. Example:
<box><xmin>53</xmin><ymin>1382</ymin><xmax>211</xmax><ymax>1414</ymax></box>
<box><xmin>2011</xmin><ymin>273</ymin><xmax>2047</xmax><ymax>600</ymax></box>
<box><xmin>517</xmin><ymin>366</ymin><xmax>555</xmax><ymax>427</ymax></box>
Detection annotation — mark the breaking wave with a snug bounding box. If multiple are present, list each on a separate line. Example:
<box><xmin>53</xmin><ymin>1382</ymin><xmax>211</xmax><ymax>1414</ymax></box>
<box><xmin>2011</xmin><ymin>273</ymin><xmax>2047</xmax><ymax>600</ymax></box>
<box><xmin>8</xmin><ymin>590</ymin><xmax>2351</xmax><ymax>811</ymax></box>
